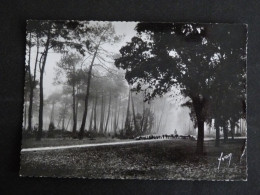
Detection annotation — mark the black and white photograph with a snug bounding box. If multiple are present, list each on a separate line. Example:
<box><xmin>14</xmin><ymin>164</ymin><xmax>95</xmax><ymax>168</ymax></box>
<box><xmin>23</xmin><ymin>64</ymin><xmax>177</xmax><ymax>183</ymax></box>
<box><xmin>20</xmin><ymin>21</ymin><xmax>247</xmax><ymax>180</ymax></box>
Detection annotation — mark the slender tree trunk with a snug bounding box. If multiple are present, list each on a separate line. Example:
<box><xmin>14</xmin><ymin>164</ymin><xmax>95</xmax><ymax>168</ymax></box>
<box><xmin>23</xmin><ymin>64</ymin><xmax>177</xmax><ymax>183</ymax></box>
<box><xmin>104</xmin><ymin>91</ymin><xmax>112</xmax><ymax>133</ymax></box>
<box><xmin>37</xmin><ymin>29</ymin><xmax>51</xmax><ymax>141</ymax></box>
<box><xmin>28</xmin><ymin>36</ymin><xmax>39</xmax><ymax>132</ymax></box>
<box><xmin>27</xmin><ymin>32</ymin><xmax>33</xmax><ymax>131</ymax></box>
<box><xmin>79</xmin><ymin>48</ymin><xmax>98</xmax><ymax>139</ymax></box>
<box><xmin>37</xmin><ymin>70</ymin><xmax>44</xmax><ymax>140</ymax></box>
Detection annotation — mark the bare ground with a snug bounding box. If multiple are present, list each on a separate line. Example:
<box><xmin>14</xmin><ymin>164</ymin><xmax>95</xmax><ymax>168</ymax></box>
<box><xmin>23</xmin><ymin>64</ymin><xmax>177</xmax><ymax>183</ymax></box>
<box><xmin>20</xmin><ymin>139</ymin><xmax>247</xmax><ymax>180</ymax></box>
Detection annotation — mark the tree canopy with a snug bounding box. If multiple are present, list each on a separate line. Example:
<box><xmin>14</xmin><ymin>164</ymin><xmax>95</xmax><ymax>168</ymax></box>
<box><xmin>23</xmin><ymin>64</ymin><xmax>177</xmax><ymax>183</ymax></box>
<box><xmin>115</xmin><ymin>23</ymin><xmax>247</xmax><ymax>154</ymax></box>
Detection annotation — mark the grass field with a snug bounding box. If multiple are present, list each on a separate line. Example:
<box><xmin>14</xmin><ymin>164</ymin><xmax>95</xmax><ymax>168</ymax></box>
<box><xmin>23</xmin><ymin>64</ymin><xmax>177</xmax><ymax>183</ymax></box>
<box><xmin>20</xmin><ymin>139</ymin><xmax>247</xmax><ymax>180</ymax></box>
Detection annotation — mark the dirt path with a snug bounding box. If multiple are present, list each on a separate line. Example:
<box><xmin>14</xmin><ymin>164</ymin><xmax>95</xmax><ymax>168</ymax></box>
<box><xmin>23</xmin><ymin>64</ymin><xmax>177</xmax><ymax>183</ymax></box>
<box><xmin>21</xmin><ymin>136</ymin><xmax>246</xmax><ymax>152</ymax></box>
<box><xmin>21</xmin><ymin>139</ymin><xmax>166</xmax><ymax>152</ymax></box>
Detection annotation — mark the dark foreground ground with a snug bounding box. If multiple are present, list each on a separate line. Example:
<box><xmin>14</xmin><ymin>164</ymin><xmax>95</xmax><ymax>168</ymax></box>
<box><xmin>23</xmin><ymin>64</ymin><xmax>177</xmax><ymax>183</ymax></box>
<box><xmin>20</xmin><ymin>139</ymin><xmax>247</xmax><ymax>180</ymax></box>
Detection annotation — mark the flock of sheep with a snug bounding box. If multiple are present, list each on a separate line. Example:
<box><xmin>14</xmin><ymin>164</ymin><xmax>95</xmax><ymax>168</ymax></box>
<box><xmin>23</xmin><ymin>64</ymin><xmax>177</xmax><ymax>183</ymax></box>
<box><xmin>135</xmin><ymin>134</ymin><xmax>196</xmax><ymax>141</ymax></box>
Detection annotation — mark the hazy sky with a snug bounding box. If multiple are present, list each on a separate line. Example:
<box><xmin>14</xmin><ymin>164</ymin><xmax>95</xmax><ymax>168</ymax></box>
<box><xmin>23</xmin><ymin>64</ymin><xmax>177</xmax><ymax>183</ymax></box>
<box><xmin>41</xmin><ymin>22</ymin><xmax>138</xmax><ymax>97</ymax></box>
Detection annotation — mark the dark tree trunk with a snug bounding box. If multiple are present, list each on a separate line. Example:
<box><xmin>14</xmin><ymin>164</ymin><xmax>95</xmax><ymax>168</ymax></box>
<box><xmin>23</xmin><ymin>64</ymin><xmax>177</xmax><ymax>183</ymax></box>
<box><xmin>37</xmin><ymin>70</ymin><xmax>44</xmax><ymax>141</ymax></box>
<box><xmin>192</xmin><ymin>96</ymin><xmax>206</xmax><ymax>155</ymax></box>
<box><xmin>28</xmin><ymin>36</ymin><xmax>39</xmax><ymax>132</ymax></box>
<box><xmin>79</xmin><ymin>49</ymin><xmax>98</xmax><ymax>139</ymax></box>
<box><xmin>197</xmin><ymin>119</ymin><xmax>204</xmax><ymax>154</ymax></box>
<box><xmin>37</xmin><ymin>30</ymin><xmax>50</xmax><ymax>141</ymax></box>
<box><xmin>215</xmin><ymin>119</ymin><xmax>220</xmax><ymax>147</ymax></box>
<box><xmin>27</xmin><ymin>32</ymin><xmax>32</xmax><ymax>131</ymax></box>
<box><xmin>223</xmin><ymin>121</ymin><xmax>228</xmax><ymax>143</ymax></box>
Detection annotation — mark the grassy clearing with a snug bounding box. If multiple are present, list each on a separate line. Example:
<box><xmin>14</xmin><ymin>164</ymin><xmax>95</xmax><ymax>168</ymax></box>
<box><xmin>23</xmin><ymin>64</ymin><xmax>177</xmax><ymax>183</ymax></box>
<box><xmin>20</xmin><ymin>139</ymin><xmax>247</xmax><ymax>180</ymax></box>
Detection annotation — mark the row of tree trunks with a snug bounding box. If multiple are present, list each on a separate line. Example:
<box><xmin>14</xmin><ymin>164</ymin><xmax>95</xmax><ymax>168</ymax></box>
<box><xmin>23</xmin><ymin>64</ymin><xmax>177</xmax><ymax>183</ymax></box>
<box><xmin>215</xmin><ymin>118</ymin><xmax>239</xmax><ymax>147</ymax></box>
<box><xmin>78</xmin><ymin>46</ymin><xmax>99</xmax><ymax>139</ymax></box>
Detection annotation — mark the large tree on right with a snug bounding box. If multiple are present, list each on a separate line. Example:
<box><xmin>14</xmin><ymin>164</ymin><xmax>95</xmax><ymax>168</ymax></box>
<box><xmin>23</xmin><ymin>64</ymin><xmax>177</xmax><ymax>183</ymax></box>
<box><xmin>115</xmin><ymin>23</ymin><xmax>246</xmax><ymax>155</ymax></box>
